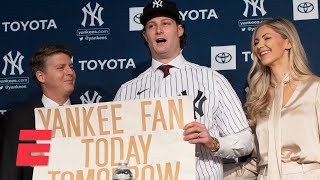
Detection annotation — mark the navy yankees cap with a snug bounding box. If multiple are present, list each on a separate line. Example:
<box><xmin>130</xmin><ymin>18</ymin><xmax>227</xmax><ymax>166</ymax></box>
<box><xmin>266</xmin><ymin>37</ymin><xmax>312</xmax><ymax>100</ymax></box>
<box><xmin>140</xmin><ymin>0</ymin><xmax>181</xmax><ymax>26</ymax></box>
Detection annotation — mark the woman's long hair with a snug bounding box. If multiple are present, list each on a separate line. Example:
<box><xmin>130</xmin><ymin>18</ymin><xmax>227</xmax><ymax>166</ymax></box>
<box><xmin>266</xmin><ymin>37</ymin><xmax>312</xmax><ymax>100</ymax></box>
<box><xmin>245</xmin><ymin>18</ymin><xmax>313</xmax><ymax>127</ymax></box>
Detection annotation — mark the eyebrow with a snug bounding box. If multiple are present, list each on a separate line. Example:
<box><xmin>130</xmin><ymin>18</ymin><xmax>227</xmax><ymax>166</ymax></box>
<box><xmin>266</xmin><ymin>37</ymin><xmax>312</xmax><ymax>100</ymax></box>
<box><xmin>54</xmin><ymin>64</ymin><xmax>65</xmax><ymax>67</ymax></box>
<box><xmin>147</xmin><ymin>17</ymin><xmax>173</xmax><ymax>25</ymax></box>
<box><xmin>55</xmin><ymin>63</ymin><xmax>72</xmax><ymax>67</ymax></box>
<box><xmin>254</xmin><ymin>33</ymin><xmax>271</xmax><ymax>40</ymax></box>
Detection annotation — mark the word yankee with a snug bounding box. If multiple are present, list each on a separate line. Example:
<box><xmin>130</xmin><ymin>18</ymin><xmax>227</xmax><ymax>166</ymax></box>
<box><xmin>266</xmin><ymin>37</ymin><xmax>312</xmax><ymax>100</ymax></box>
<box><xmin>36</xmin><ymin>99</ymin><xmax>185</xmax><ymax>138</ymax></box>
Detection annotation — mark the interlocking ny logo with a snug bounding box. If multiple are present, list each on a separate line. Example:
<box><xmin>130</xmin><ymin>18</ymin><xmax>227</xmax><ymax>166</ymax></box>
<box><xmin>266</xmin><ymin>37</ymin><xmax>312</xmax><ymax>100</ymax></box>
<box><xmin>297</xmin><ymin>2</ymin><xmax>314</xmax><ymax>13</ymax></box>
<box><xmin>80</xmin><ymin>90</ymin><xmax>102</xmax><ymax>104</ymax></box>
<box><xmin>243</xmin><ymin>0</ymin><xmax>266</xmax><ymax>17</ymax></box>
<box><xmin>2</xmin><ymin>51</ymin><xmax>24</xmax><ymax>76</ymax></box>
<box><xmin>181</xmin><ymin>90</ymin><xmax>207</xmax><ymax>119</ymax></box>
<box><xmin>81</xmin><ymin>2</ymin><xmax>104</xmax><ymax>27</ymax></box>
<box><xmin>152</xmin><ymin>0</ymin><xmax>163</xmax><ymax>8</ymax></box>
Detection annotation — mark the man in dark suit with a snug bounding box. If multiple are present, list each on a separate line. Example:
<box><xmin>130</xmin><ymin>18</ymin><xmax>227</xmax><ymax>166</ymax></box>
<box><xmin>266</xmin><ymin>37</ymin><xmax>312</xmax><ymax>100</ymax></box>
<box><xmin>0</xmin><ymin>44</ymin><xmax>76</xmax><ymax>180</ymax></box>
<box><xmin>0</xmin><ymin>113</ymin><xmax>5</xmax><ymax>163</ymax></box>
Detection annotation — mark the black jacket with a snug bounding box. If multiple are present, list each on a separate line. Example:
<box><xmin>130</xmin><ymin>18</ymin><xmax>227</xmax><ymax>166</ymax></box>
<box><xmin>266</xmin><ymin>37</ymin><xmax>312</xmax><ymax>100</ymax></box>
<box><xmin>0</xmin><ymin>101</ymin><xmax>43</xmax><ymax>180</ymax></box>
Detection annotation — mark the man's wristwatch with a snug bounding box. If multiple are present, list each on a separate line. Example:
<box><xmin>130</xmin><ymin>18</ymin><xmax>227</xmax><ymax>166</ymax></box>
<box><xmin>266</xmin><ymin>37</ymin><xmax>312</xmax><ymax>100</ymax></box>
<box><xmin>211</xmin><ymin>136</ymin><xmax>220</xmax><ymax>152</ymax></box>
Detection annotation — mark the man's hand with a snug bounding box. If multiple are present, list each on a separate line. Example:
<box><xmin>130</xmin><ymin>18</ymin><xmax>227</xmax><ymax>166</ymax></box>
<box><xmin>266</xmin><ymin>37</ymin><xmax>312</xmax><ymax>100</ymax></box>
<box><xmin>183</xmin><ymin>121</ymin><xmax>218</xmax><ymax>151</ymax></box>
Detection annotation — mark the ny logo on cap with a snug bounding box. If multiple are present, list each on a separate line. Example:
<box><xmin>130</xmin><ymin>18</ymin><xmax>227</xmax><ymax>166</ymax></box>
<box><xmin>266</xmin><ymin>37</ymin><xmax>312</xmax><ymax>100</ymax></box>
<box><xmin>152</xmin><ymin>0</ymin><xmax>163</xmax><ymax>8</ymax></box>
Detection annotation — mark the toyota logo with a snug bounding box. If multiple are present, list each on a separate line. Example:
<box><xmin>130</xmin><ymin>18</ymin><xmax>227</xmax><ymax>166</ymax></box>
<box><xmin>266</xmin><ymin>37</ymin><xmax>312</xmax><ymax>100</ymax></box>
<box><xmin>215</xmin><ymin>52</ymin><xmax>232</xmax><ymax>63</ymax></box>
<box><xmin>134</xmin><ymin>13</ymin><xmax>142</xmax><ymax>24</ymax></box>
<box><xmin>297</xmin><ymin>2</ymin><xmax>314</xmax><ymax>13</ymax></box>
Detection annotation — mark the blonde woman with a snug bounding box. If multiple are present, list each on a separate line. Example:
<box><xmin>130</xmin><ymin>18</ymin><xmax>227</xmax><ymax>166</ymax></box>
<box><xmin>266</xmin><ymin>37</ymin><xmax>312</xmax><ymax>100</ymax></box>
<box><xmin>238</xmin><ymin>18</ymin><xmax>320</xmax><ymax>180</ymax></box>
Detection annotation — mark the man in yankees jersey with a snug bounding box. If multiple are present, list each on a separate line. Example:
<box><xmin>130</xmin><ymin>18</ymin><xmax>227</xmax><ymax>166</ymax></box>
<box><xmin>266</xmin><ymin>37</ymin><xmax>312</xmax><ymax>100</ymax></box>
<box><xmin>114</xmin><ymin>0</ymin><xmax>253</xmax><ymax>179</ymax></box>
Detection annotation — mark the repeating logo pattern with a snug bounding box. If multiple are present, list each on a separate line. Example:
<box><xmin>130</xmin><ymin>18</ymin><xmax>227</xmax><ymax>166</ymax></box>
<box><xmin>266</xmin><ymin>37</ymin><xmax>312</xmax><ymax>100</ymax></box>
<box><xmin>1</xmin><ymin>1</ymin><xmax>320</xmax><ymax>118</ymax></box>
<box><xmin>215</xmin><ymin>52</ymin><xmax>232</xmax><ymax>64</ymax></box>
<box><xmin>0</xmin><ymin>51</ymin><xmax>29</xmax><ymax>90</ymax></box>
<box><xmin>78</xmin><ymin>58</ymin><xmax>136</xmax><ymax>71</ymax></box>
<box><xmin>76</xmin><ymin>2</ymin><xmax>110</xmax><ymax>41</ymax></box>
<box><xmin>80</xmin><ymin>90</ymin><xmax>102</xmax><ymax>104</ymax></box>
<box><xmin>2</xmin><ymin>51</ymin><xmax>24</xmax><ymax>76</ymax></box>
<box><xmin>243</xmin><ymin>0</ymin><xmax>266</xmax><ymax>17</ymax></box>
<box><xmin>238</xmin><ymin>0</ymin><xmax>270</xmax><ymax>32</ymax></box>
<box><xmin>211</xmin><ymin>45</ymin><xmax>236</xmax><ymax>71</ymax></box>
<box><xmin>129</xmin><ymin>7</ymin><xmax>144</xmax><ymax>31</ymax></box>
<box><xmin>128</xmin><ymin>7</ymin><xmax>218</xmax><ymax>31</ymax></box>
<box><xmin>1</xmin><ymin>19</ymin><xmax>57</xmax><ymax>32</ymax></box>
<box><xmin>81</xmin><ymin>2</ymin><xmax>104</xmax><ymax>27</ymax></box>
<box><xmin>293</xmin><ymin>0</ymin><xmax>319</xmax><ymax>20</ymax></box>
<box><xmin>298</xmin><ymin>2</ymin><xmax>314</xmax><ymax>13</ymax></box>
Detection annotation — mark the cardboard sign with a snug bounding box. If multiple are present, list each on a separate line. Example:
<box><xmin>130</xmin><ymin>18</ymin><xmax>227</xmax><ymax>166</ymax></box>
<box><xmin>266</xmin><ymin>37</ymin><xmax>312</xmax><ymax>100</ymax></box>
<box><xmin>33</xmin><ymin>96</ymin><xmax>195</xmax><ymax>180</ymax></box>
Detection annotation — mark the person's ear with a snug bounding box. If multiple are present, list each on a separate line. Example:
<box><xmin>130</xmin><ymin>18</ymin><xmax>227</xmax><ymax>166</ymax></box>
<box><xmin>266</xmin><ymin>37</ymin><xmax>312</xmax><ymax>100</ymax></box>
<box><xmin>142</xmin><ymin>31</ymin><xmax>147</xmax><ymax>40</ymax></box>
<box><xmin>285</xmin><ymin>39</ymin><xmax>292</xmax><ymax>50</ymax></box>
<box><xmin>178</xmin><ymin>24</ymin><xmax>184</xmax><ymax>37</ymax></box>
<box><xmin>36</xmin><ymin>71</ymin><xmax>45</xmax><ymax>83</ymax></box>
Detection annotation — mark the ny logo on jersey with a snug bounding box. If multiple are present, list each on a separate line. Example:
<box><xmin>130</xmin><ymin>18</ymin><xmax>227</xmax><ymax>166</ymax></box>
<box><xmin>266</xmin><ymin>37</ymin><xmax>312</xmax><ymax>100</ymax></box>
<box><xmin>2</xmin><ymin>51</ymin><xmax>24</xmax><ymax>76</ymax></box>
<box><xmin>81</xmin><ymin>2</ymin><xmax>104</xmax><ymax>27</ymax></box>
<box><xmin>152</xmin><ymin>0</ymin><xmax>163</xmax><ymax>8</ymax></box>
<box><xmin>243</xmin><ymin>0</ymin><xmax>266</xmax><ymax>17</ymax></box>
<box><xmin>181</xmin><ymin>90</ymin><xmax>207</xmax><ymax>119</ymax></box>
<box><xmin>80</xmin><ymin>90</ymin><xmax>102</xmax><ymax>104</ymax></box>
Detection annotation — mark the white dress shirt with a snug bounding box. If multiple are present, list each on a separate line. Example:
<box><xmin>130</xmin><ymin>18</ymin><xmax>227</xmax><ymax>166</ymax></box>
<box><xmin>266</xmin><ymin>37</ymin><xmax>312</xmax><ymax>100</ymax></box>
<box><xmin>114</xmin><ymin>53</ymin><xmax>253</xmax><ymax>180</ymax></box>
<box><xmin>41</xmin><ymin>95</ymin><xmax>71</xmax><ymax>107</ymax></box>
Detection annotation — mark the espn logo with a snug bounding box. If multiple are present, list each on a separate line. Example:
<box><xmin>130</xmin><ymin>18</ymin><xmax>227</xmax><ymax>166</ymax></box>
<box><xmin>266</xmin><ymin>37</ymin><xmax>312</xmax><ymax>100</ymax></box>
<box><xmin>16</xmin><ymin>130</ymin><xmax>52</xmax><ymax>166</ymax></box>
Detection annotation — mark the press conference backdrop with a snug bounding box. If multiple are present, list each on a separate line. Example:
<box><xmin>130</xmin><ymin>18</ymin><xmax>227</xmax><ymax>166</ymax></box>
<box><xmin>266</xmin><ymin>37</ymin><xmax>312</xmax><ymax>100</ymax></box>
<box><xmin>1</xmin><ymin>0</ymin><xmax>320</xmax><ymax>114</ymax></box>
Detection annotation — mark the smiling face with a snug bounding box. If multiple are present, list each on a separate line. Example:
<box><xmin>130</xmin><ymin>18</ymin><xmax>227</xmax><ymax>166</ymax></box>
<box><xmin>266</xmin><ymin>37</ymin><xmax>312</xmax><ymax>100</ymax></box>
<box><xmin>36</xmin><ymin>53</ymin><xmax>76</xmax><ymax>100</ymax></box>
<box><xmin>253</xmin><ymin>25</ymin><xmax>292</xmax><ymax>68</ymax></box>
<box><xmin>143</xmin><ymin>16</ymin><xmax>184</xmax><ymax>63</ymax></box>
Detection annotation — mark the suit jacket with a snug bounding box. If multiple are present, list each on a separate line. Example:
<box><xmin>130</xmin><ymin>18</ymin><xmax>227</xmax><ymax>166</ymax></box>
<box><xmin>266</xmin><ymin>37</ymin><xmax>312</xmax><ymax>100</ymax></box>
<box><xmin>0</xmin><ymin>113</ymin><xmax>5</xmax><ymax>164</ymax></box>
<box><xmin>0</xmin><ymin>100</ymin><xmax>43</xmax><ymax>180</ymax></box>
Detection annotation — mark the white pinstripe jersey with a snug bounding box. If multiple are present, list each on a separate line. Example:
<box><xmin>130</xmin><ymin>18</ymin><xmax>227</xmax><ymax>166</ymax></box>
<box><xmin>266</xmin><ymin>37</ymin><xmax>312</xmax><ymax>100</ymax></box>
<box><xmin>114</xmin><ymin>54</ymin><xmax>248</xmax><ymax>180</ymax></box>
